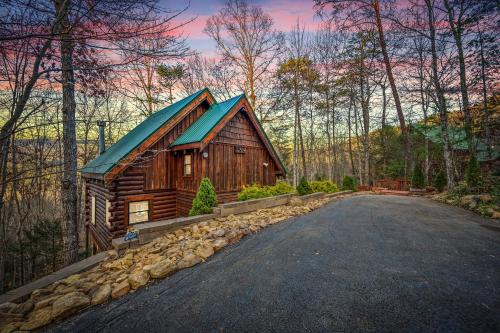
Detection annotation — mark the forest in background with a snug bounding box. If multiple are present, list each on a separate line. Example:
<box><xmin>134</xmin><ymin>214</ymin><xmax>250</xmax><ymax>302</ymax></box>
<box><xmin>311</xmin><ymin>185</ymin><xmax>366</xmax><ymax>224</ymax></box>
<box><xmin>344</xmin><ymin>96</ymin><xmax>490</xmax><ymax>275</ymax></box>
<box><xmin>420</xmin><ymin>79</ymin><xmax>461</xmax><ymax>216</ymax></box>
<box><xmin>0</xmin><ymin>0</ymin><xmax>498</xmax><ymax>292</ymax></box>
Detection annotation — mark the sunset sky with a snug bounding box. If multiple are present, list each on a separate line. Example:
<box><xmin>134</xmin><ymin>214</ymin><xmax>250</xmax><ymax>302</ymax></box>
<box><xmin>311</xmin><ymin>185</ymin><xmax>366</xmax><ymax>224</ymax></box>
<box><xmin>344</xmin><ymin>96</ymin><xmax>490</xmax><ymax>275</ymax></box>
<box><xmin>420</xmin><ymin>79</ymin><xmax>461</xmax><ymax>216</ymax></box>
<box><xmin>170</xmin><ymin>0</ymin><xmax>322</xmax><ymax>57</ymax></box>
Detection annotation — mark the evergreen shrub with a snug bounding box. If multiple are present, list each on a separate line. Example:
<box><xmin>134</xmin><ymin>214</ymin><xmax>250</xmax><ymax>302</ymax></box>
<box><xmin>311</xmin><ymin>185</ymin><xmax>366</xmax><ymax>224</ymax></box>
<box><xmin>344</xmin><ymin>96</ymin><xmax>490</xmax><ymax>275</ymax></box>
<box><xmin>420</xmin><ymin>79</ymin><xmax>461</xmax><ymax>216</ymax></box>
<box><xmin>189</xmin><ymin>178</ymin><xmax>217</xmax><ymax>216</ymax></box>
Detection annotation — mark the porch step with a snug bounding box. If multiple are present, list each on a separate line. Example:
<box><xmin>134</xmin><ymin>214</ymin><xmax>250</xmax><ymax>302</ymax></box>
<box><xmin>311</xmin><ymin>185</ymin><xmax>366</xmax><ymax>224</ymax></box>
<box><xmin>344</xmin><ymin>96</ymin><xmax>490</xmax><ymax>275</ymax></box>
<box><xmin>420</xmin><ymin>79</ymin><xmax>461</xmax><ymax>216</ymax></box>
<box><xmin>380</xmin><ymin>190</ymin><xmax>410</xmax><ymax>196</ymax></box>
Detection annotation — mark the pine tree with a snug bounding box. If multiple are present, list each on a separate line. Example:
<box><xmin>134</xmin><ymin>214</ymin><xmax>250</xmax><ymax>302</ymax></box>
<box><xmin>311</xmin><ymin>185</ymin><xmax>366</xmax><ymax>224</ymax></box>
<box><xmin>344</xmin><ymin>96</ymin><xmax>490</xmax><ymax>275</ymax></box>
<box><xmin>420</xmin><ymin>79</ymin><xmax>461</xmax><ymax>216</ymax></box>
<box><xmin>465</xmin><ymin>154</ymin><xmax>481</xmax><ymax>189</ymax></box>
<box><xmin>296</xmin><ymin>177</ymin><xmax>313</xmax><ymax>196</ymax></box>
<box><xmin>342</xmin><ymin>175</ymin><xmax>356</xmax><ymax>191</ymax></box>
<box><xmin>433</xmin><ymin>170</ymin><xmax>447</xmax><ymax>192</ymax></box>
<box><xmin>412</xmin><ymin>165</ymin><xmax>425</xmax><ymax>189</ymax></box>
<box><xmin>189</xmin><ymin>178</ymin><xmax>218</xmax><ymax>216</ymax></box>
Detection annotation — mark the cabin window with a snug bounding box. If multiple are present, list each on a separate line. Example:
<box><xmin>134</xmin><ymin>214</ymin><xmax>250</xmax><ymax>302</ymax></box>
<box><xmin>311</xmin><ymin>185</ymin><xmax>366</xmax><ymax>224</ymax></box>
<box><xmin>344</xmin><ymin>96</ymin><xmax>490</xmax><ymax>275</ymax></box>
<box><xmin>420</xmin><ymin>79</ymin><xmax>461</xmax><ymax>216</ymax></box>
<box><xmin>105</xmin><ymin>199</ymin><xmax>111</xmax><ymax>226</ymax></box>
<box><xmin>184</xmin><ymin>154</ymin><xmax>192</xmax><ymax>176</ymax></box>
<box><xmin>91</xmin><ymin>196</ymin><xmax>96</xmax><ymax>225</ymax></box>
<box><xmin>128</xmin><ymin>201</ymin><xmax>149</xmax><ymax>224</ymax></box>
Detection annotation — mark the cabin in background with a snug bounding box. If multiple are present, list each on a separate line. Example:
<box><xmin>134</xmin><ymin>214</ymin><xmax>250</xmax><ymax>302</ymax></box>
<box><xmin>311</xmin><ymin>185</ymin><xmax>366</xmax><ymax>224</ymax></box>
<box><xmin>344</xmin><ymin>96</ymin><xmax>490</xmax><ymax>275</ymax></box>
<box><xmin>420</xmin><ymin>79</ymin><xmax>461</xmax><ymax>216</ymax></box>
<box><xmin>81</xmin><ymin>88</ymin><xmax>286</xmax><ymax>251</ymax></box>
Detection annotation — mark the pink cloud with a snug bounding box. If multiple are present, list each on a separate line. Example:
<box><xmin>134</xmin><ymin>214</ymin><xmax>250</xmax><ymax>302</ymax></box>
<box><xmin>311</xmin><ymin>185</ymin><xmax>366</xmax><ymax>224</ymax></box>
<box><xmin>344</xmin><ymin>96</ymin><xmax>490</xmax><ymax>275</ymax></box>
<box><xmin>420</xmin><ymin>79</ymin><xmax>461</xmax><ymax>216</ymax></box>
<box><xmin>181</xmin><ymin>0</ymin><xmax>321</xmax><ymax>40</ymax></box>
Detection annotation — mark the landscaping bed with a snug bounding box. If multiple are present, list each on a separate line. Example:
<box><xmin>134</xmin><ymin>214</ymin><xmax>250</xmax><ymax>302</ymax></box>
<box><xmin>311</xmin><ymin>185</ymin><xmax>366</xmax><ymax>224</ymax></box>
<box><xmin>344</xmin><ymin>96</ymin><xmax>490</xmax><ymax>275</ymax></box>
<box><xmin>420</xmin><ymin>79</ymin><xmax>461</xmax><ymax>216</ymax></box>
<box><xmin>427</xmin><ymin>191</ymin><xmax>500</xmax><ymax>219</ymax></box>
<box><xmin>0</xmin><ymin>193</ymin><xmax>355</xmax><ymax>332</ymax></box>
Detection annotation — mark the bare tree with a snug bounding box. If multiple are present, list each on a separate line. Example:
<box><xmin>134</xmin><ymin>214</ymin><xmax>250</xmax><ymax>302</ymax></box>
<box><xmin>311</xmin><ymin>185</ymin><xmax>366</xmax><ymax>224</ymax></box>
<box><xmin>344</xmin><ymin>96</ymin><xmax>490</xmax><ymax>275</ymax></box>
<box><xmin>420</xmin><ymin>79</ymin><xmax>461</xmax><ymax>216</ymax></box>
<box><xmin>204</xmin><ymin>0</ymin><xmax>284</xmax><ymax>119</ymax></box>
<box><xmin>315</xmin><ymin>0</ymin><xmax>411</xmax><ymax>175</ymax></box>
<box><xmin>0</xmin><ymin>0</ymin><xmax>197</xmax><ymax>285</ymax></box>
<box><xmin>118</xmin><ymin>20</ymin><xmax>191</xmax><ymax>116</ymax></box>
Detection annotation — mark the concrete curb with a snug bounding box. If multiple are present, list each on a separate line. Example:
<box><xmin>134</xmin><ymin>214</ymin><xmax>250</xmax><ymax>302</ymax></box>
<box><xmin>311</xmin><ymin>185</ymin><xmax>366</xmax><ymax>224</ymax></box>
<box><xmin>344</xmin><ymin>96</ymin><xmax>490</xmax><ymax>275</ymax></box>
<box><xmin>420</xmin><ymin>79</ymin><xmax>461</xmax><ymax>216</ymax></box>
<box><xmin>296</xmin><ymin>192</ymin><xmax>325</xmax><ymax>201</ymax></box>
<box><xmin>217</xmin><ymin>194</ymin><xmax>292</xmax><ymax>216</ymax></box>
<box><xmin>112</xmin><ymin>214</ymin><xmax>217</xmax><ymax>250</ymax></box>
<box><xmin>325</xmin><ymin>190</ymin><xmax>353</xmax><ymax>198</ymax></box>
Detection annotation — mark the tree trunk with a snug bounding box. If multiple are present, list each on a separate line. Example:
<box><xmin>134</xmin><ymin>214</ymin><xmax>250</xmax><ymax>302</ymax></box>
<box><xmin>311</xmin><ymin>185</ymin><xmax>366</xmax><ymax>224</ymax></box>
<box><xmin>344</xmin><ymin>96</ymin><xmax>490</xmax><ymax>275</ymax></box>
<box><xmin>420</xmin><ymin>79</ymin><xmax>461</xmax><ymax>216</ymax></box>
<box><xmin>248</xmin><ymin>68</ymin><xmax>257</xmax><ymax>117</ymax></box>
<box><xmin>419</xmin><ymin>58</ymin><xmax>430</xmax><ymax>185</ymax></box>
<box><xmin>372</xmin><ymin>0</ymin><xmax>409</xmax><ymax>173</ymax></box>
<box><xmin>381</xmin><ymin>81</ymin><xmax>387</xmax><ymax>172</ymax></box>
<box><xmin>297</xmin><ymin>106</ymin><xmax>307</xmax><ymax>180</ymax></box>
<box><xmin>443</xmin><ymin>0</ymin><xmax>473</xmax><ymax>155</ymax></box>
<box><xmin>293</xmin><ymin>97</ymin><xmax>298</xmax><ymax>187</ymax></box>
<box><xmin>359</xmin><ymin>63</ymin><xmax>370</xmax><ymax>185</ymax></box>
<box><xmin>353</xmin><ymin>98</ymin><xmax>363</xmax><ymax>185</ymax></box>
<box><xmin>477</xmin><ymin>26</ymin><xmax>491</xmax><ymax>160</ymax></box>
<box><xmin>293</xmin><ymin>74</ymin><xmax>307</xmax><ymax>180</ymax></box>
<box><xmin>325</xmin><ymin>88</ymin><xmax>333</xmax><ymax>180</ymax></box>
<box><xmin>426</xmin><ymin>0</ymin><xmax>455</xmax><ymax>189</ymax></box>
<box><xmin>347</xmin><ymin>94</ymin><xmax>355</xmax><ymax>176</ymax></box>
<box><xmin>55</xmin><ymin>0</ymin><xmax>79</xmax><ymax>264</ymax></box>
<box><xmin>332</xmin><ymin>102</ymin><xmax>338</xmax><ymax>183</ymax></box>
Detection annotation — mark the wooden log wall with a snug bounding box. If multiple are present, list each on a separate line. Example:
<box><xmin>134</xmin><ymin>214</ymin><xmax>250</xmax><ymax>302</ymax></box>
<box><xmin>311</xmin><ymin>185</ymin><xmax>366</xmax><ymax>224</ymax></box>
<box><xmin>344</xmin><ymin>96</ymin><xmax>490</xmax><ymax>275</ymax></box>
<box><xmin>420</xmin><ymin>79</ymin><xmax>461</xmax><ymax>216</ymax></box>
<box><xmin>85</xmin><ymin>178</ymin><xmax>112</xmax><ymax>251</ymax></box>
<box><xmin>176</xmin><ymin>190</ymin><xmax>195</xmax><ymax>216</ymax></box>
<box><xmin>110</xmin><ymin>166</ymin><xmax>177</xmax><ymax>230</ymax></box>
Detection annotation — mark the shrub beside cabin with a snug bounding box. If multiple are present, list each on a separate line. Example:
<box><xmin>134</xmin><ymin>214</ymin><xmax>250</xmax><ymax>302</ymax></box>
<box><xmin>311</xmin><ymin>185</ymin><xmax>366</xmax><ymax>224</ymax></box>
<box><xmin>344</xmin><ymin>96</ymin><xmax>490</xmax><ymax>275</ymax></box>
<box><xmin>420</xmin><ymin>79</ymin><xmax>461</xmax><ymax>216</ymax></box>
<box><xmin>81</xmin><ymin>88</ymin><xmax>286</xmax><ymax>251</ymax></box>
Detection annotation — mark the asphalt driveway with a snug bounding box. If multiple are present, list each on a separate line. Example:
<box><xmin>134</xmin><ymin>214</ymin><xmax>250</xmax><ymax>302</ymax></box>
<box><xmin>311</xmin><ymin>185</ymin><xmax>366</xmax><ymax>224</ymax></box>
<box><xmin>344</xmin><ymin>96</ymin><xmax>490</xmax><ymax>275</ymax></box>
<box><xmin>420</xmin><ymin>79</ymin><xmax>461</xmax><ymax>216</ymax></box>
<box><xmin>46</xmin><ymin>195</ymin><xmax>500</xmax><ymax>333</ymax></box>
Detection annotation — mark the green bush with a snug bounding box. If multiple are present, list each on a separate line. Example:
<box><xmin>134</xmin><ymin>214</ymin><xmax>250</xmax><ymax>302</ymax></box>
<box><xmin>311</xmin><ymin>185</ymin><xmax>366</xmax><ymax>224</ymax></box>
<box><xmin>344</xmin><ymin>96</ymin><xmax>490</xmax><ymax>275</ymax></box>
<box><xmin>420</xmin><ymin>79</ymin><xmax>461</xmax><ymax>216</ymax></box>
<box><xmin>237</xmin><ymin>184</ymin><xmax>271</xmax><ymax>201</ymax></box>
<box><xmin>309</xmin><ymin>180</ymin><xmax>339</xmax><ymax>193</ymax></box>
<box><xmin>448</xmin><ymin>181</ymin><xmax>469</xmax><ymax>198</ymax></box>
<box><xmin>411</xmin><ymin>165</ymin><xmax>425</xmax><ymax>189</ymax></box>
<box><xmin>296</xmin><ymin>177</ymin><xmax>313</xmax><ymax>196</ymax></box>
<box><xmin>238</xmin><ymin>181</ymin><xmax>295</xmax><ymax>201</ymax></box>
<box><xmin>465</xmin><ymin>154</ymin><xmax>481</xmax><ymax>189</ymax></box>
<box><xmin>342</xmin><ymin>175</ymin><xmax>357</xmax><ymax>191</ymax></box>
<box><xmin>268</xmin><ymin>181</ymin><xmax>296</xmax><ymax>196</ymax></box>
<box><xmin>189</xmin><ymin>178</ymin><xmax>217</xmax><ymax>216</ymax></box>
<box><xmin>433</xmin><ymin>170</ymin><xmax>447</xmax><ymax>192</ymax></box>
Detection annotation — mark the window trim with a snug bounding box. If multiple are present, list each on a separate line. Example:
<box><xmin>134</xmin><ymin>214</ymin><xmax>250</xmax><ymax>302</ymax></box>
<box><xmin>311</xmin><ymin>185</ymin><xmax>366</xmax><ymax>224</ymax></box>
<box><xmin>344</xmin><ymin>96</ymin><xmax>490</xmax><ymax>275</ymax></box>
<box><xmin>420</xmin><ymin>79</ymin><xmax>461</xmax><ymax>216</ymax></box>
<box><xmin>105</xmin><ymin>199</ymin><xmax>111</xmax><ymax>227</ymax></box>
<box><xmin>124</xmin><ymin>195</ymin><xmax>153</xmax><ymax>226</ymax></box>
<box><xmin>183</xmin><ymin>153</ymin><xmax>192</xmax><ymax>177</ymax></box>
<box><xmin>91</xmin><ymin>195</ymin><xmax>96</xmax><ymax>225</ymax></box>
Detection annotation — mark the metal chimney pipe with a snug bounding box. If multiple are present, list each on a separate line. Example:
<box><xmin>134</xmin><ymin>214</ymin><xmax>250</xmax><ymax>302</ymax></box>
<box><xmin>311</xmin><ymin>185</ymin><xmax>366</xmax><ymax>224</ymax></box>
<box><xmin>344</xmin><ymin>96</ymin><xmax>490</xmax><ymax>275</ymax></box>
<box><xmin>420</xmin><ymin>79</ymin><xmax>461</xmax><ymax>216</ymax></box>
<box><xmin>97</xmin><ymin>121</ymin><xmax>106</xmax><ymax>155</ymax></box>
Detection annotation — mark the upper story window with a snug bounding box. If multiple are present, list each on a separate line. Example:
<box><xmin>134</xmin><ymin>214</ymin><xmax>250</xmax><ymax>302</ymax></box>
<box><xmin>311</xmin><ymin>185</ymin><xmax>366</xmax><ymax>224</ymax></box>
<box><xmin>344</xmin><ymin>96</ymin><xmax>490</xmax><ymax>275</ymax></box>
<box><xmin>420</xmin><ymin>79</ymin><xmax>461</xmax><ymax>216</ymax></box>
<box><xmin>128</xmin><ymin>200</ymin><xmax>149</xmax><ymax>224</ymax></box>
<box><xmin>184</xmin><ymin>154</ymin><xmax>192</xmax><ymax>176</ymax></box>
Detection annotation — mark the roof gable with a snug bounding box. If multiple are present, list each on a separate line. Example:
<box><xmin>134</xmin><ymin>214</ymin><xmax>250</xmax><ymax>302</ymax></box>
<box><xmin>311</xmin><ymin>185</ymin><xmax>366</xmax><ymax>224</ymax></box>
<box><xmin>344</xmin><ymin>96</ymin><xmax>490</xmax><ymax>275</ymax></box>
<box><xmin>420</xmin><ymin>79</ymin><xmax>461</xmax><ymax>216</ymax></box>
<box><xmin>173</xmin><ymin>94</ymin><xmax>286</xmax><ymax>175</ymax></box>
<box><xmin>81</xmin><ymin>88</ymin><xmax>211</xmax><ymax>176</ymax></box>
<box><xmin>171</xmin><ymin>94</ymin><xmax>244</xmax><ymax>147</ymax></box>
<box><xmin>81</xmin><ymin>89</ymin><xmax>286</xmax><ymax>179</ymax></box>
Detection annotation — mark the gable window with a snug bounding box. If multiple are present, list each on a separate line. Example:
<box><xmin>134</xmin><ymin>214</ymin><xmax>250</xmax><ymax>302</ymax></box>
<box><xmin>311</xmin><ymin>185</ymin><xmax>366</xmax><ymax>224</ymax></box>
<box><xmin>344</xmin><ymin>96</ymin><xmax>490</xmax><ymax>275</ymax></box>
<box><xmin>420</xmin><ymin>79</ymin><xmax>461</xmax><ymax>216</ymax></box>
<box><xmin>91</xmin><ymin>195</ymin><xmax>96</xmax><ymax>225</ymax></box>
<box><xmin>128</xmin><ymin>201</ymin><xmax>149</xmax><ymax>224</ymax></box>
<box><xmin>184</xmin><ymin>154</ymin><xmax>192</xmax><ymax>176</ymax></box>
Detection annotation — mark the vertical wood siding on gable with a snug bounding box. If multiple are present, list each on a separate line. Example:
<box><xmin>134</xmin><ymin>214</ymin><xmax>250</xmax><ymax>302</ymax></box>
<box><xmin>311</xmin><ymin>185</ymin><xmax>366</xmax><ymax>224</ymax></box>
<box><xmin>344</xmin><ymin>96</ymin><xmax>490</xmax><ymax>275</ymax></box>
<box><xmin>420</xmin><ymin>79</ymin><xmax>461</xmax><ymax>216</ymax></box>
<box><xmin>143</xmin><ymin>103</ymin><xmax>208</xmax><ymax>191</ymax></box>
<box><xmin>206</xmin><ymin>111</ymin><xmax>278</xmax><ymax>195</ymax></box>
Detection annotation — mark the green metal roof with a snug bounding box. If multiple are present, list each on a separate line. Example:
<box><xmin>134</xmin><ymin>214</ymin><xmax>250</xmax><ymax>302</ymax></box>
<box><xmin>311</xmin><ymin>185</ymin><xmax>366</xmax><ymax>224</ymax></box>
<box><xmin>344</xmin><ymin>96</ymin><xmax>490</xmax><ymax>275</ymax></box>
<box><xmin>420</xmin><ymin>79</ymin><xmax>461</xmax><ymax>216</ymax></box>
<box><xmin>171</xmin><ymin>94</ymin><xmax>244</xmax><ymax>147</ymax></box>
<box><xmin>413</xmin><ymin>123</ymin><xmax>498</xmax><ymax>162</ymax></box>
<box><xmin>81</xmin><ymin>88</ymin><xmax>209</xmax><ymax>175</ymax></box>
<box><xmin>82</xmin><ymin>89</ymin><xmax>287</xmax><ymax>177</ymax></box>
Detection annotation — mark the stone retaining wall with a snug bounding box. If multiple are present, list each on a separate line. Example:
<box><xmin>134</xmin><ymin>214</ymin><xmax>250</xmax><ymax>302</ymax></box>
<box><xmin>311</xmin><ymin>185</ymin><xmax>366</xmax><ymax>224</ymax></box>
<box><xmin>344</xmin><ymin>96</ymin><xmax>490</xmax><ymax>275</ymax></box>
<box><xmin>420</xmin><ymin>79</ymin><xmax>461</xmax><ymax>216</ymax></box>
<box><xmin>0</xmin><ymin>252</ymin><xmax>109</xmax><ymax>305</ymax></box>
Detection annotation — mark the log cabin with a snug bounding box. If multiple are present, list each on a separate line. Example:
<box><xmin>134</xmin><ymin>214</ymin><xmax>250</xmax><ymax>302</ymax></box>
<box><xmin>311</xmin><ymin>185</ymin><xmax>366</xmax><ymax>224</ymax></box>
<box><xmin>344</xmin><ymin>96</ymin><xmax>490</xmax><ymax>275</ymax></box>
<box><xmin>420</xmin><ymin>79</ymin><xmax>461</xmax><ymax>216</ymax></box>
<box><xmin>81</xmin><ymin>88</ymin><xmax>286</xmax><ymax>251</ymax></box>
